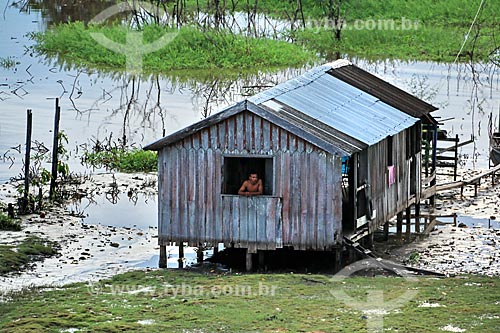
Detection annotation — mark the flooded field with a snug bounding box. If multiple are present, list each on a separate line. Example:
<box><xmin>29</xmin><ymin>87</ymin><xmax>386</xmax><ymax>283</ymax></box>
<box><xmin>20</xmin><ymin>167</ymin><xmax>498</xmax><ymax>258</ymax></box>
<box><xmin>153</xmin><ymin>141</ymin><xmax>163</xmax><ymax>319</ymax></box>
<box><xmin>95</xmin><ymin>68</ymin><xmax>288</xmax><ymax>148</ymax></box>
<box><xmin>1</xmin><ymin>0</ymin><xmax>499</xmax><ymax>184</ymax></box>
<box><xmin>0</xmin><ymin>0</ymin><xmax>499</xmax><ymax>279</ymax></box>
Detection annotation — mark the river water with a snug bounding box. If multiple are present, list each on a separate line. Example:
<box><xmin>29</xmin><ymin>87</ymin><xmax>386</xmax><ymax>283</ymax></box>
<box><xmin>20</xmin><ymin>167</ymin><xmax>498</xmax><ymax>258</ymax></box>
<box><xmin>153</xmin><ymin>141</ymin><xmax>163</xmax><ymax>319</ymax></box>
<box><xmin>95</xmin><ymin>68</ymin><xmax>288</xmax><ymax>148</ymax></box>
<box><xmin>1</xmin><ymin>1</ymin><xmax>499</xmax><ymax>201</ymax></box>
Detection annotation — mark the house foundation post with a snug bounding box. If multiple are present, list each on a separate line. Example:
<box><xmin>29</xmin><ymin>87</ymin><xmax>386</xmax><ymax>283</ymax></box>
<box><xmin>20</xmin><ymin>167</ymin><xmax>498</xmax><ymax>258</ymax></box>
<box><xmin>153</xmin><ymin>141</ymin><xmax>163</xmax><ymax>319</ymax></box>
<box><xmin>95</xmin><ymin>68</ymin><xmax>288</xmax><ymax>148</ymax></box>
<box><xmin>383</xmin><ymin>222</ymin><xmax>389</xmax><ymax>241</ymax></box>
<box><xmin>396</xmin><ymin>212</ymin><xmax>403</xmax><ymax>244</ymax></box>
<box><xmin>178</xmin><ymin>242</ymin><xmax>184</xmax><ymax>269</ymax></box>
<box><xmin>405</xmin><ymin>206</ymin><xmax>412</xmax><ymax>242</ymax></box>
<box><xmin>245</xmin><ymin>250</ymin><xmax>253</xmax><ymax>272</ymax></box>
<box><xmin>159</xmin><ymin>245</ymin><xmax>167</xmax><ymax>268</ymax></box>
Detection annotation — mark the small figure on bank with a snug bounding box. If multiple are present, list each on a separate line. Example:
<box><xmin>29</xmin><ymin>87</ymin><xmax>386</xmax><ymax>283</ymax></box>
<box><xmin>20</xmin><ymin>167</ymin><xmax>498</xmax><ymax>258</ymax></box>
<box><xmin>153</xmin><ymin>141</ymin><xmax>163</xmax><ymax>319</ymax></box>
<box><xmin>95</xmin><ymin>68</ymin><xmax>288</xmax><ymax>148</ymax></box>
<box><xmin>238</xmin><ymin>172</ymin><xmax>263</xmax><ymax>196</ymax></box>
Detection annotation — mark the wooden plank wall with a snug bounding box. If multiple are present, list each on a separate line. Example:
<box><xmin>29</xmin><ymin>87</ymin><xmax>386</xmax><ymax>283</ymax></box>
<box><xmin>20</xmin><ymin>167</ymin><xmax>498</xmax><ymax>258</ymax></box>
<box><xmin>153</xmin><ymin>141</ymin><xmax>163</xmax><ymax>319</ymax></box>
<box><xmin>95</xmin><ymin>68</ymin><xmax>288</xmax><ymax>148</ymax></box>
<box><xmin>221</xmin><ymin>196</ymin><xmax>281</xmax><ymax>253</ymax></box>
<box><xmin>157</xmin><ymin>111</ymin><xmax>343</xmax><ymax>251</ymax></box>
<box><xmin>366</xmin><ymin>124</ymin><xmax>421</xmax><ymax>233</ymax></box>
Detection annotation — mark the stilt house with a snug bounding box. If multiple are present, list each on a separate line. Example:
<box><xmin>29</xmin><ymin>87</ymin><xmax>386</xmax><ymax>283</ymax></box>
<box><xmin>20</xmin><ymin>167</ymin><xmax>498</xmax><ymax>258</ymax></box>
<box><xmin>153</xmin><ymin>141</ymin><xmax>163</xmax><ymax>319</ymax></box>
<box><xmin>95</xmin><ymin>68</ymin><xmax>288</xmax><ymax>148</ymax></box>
<box><xmin>145</xmin><ymin>60</ymin><xmax>438</xmax><ymax>267</ymax></box>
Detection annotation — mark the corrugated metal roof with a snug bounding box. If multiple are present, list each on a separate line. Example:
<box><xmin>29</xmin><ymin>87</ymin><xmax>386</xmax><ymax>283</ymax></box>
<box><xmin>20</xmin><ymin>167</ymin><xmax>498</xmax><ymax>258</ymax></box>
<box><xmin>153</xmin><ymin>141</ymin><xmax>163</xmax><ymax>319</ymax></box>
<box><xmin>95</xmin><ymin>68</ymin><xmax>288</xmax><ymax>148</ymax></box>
<box><xmin>328</xmin><ymin>64</ymin><xmax>438</xmax><ymax>124</ymax></box>
<box><xmin>250</xmin><ymin>62</ymin><xmax>419</xmax><ymax>146</ymax></box>
<box><xmin>147</xmin><ymin>60</ymin><xmax>429</xmax><ymax>155</ymax></box>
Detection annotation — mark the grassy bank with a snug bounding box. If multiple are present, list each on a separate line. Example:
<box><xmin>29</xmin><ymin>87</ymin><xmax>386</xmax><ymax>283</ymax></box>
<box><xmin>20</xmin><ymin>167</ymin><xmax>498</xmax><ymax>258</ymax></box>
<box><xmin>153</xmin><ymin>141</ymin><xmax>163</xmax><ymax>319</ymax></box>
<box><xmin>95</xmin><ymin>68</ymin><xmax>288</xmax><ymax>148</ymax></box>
<box><xmin>0</xmin><ymin>270</ymin><xmax>498</xmax><ymax>332</ymax></box>
<box><xmin>0</xmin><ymin>236</ymin><xmax>59</xmax><ymax>275</ymax></box>
<box><xmin>32</xmin><ymin>23</ymin><xmax>315</xmax><ymax>72</ymax></box>
<box><xmin>32</xmin><ymin>0</ymin><xmax>499</xmax><ymax>68</ymax></box>
<box><xmin>82</xmin><ymin>149</ymin><xmax>157</xmax><ymax>173</ymax></box>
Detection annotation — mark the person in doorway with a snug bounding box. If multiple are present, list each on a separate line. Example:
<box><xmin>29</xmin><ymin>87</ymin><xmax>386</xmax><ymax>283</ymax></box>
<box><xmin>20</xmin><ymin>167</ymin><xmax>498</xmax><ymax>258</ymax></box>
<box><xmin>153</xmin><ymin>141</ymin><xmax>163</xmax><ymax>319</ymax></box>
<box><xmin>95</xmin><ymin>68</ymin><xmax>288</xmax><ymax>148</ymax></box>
<box><xmin>238</xmin><ymin>172</ymin><xmax>263</xmax><ymax>196</ymax></box>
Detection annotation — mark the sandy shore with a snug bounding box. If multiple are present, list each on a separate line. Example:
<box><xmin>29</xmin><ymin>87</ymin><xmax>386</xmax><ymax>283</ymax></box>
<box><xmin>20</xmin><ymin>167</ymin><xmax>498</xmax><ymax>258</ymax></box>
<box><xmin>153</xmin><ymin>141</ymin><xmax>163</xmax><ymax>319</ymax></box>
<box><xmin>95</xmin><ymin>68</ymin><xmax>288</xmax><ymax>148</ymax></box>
<box><xmin>0</xmin><ymin>173</ymin><xmax>203</xmax><ymax>298</ymax></box>
<box><xmin>1</xmin><ymin>168</ymin><xmax>499</xmax><ymax>296</ymax></box>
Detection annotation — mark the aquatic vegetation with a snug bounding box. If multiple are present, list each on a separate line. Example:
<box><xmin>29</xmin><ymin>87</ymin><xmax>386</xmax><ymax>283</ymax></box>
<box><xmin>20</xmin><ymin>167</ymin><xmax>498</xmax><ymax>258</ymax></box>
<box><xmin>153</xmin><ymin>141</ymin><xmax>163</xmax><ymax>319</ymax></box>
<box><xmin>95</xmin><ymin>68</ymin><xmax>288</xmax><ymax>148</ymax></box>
<box><xmin>82</xmin><ymin>148</ymin><xmax>158</xmax><ymax>173</ymax></box>
<box><xmin>0</xmin><ymin>57</ymin><xmax>17</xmax><ymax>69</ymax></box>
<box><xmin>32</xmin><ymin>23</ymin><xmax>316</xmax><ymax>72</ymax></box>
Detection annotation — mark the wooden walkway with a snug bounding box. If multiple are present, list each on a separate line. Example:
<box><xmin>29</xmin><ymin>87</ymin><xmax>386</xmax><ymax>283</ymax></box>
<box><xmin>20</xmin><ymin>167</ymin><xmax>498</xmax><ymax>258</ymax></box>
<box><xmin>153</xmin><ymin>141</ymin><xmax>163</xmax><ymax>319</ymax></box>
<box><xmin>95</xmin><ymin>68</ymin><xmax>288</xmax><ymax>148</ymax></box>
<box><xmin>422</xmin><ymin>164</ymin><xmax>500</xmax><ymax>199</ymax></box>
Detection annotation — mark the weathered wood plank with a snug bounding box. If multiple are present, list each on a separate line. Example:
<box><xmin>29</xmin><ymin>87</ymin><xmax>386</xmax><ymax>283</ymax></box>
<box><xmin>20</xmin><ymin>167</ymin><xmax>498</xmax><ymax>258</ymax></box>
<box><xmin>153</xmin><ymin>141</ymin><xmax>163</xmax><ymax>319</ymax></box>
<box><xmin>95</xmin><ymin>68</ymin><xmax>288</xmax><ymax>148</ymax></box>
<box><xmin>171</xmin><ymin>148</ymin><xmax>180</xmax><ymax>242</ymax></box>
<box><xmin>205</xmin><ymin>150</ymin><xmax>214</xmax><ymax>242</ymax></box>
<box><xmin>247</xmin><ymin>198</ymin><xmax>257</xmax><ymax>253</ymax></box>
<box><xmin>197</xmin><ymin>149</ymin><xmax>206</xmax><ymax>244</ymax></box>
<box><xmin>299</xmin><ymin>151</ymin><xmax>309</xmax><ymax>250</ymax></box>
<box><xmin>275</xmin><ymin>199</ymin><xmax>283</xmax><ymax>249</ymax></box>
<box><xmin>232</xmin><ymin>196</ymin><xmax>240</xmax><ymax>245</ymax></box>
<box><xmin>236</xmin><ymin>113</ymin><xmax>245</xmax><ymax>151</ymax></box>
<box><xmin>187</xmin><ymin>149</ymin><xmax>196</xmax><ymax>244</ymax></box>
<box><xmin>280</xmin><ymin>153</ymin><xmax>291</xmax><ymax>245</ymax></box>
<box><xmin>325</xmin><ymin>154</ymin><xmax>335</xmax><ymax>245</ymax></box>
<box><xmin>214</xmin><ymin>150</ymin><xmax>223</xmax><ymax>241</ymax></box>
<box><xmin>245</xmin><ymin>112</ymin><xmax>253</xmax><ymax>151</ymax></box>
<box><xmin>316</xmin><ymin>152</ymin><xmax>327</xmax><ymax>249</ymax></box>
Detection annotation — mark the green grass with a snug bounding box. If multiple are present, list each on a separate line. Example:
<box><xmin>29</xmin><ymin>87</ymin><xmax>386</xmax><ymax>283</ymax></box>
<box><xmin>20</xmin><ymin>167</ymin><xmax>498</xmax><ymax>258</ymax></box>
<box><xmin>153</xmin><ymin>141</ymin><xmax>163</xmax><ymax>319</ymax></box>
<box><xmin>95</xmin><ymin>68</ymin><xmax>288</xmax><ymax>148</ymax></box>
<box><xmin>0</xmin><ymin>212</ymin><xmax>21</xmax><ymax>232</ymax></box>
<box><xmin>82</xmin><ymin>149</ymin><xmax>158</xmax><ymax>173</ymax></box>
<box><xmin>0</xmin><ymin>270</ymin><xmax>499</xmax><ymax>332</ymax></box>
<box><xmin>32</xmin><ymin>0</ymin><xmax>499</xmax><ymax>70</ymax></box>
<box><xmin>0</xmin><ymin>236</ymin><xmax>59</xmax><ymax>275</ymax></box>
<box><xmin>292</xmin><ymin>23</ymin><xmax>494</xmax><ymax>62</ymax></box>
<box><xmin>31</xmin><ymin>23</ymin><xmax>316</xmax><ymax>73</ymax></box>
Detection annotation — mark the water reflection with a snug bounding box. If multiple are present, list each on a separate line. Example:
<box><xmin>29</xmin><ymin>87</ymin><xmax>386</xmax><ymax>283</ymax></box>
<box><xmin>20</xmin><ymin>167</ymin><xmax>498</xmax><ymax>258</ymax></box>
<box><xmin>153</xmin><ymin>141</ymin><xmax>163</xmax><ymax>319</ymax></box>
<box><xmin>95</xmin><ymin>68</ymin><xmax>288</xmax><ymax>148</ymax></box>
<box><xmin>1</xmin><ymin>0</ymin><xmax>500</xmax><ymax>184</ymax></box>
<box><xmin>26</xmin><ymin>0</ymin><xmax>119</xmax><ymax>26</ymax></box>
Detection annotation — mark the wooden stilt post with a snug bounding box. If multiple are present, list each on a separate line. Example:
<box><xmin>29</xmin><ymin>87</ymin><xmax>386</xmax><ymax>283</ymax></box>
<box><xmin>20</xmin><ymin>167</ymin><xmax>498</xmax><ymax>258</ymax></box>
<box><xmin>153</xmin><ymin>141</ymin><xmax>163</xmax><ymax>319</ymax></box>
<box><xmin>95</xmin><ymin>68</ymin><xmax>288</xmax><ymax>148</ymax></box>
<box><xmin>197</xmin><ymin>245</ymin><xmax>204</xmax><ymax>264</ymax></box>
<box><xmin>383</xmin><ymin>222</ymin><xmax>389</xmax><ymax>241</ymax></box>
<box><xmin>258</xmin><ymin>250</ymin><xmax>265</xmax><ymax>272</ymax></box>
<box><xmin>245</xmin><ymin>250</ymin><xmax>253</xmax><ymax>272</ymax></box>
<box><xmin>333</xmin><ymin>248</ymin><xmax>341</xmax><ymax>273</ymax></box>
<box><xmin>213</xmin><ymin>243</ymin><xmax>219</xmax><ymax>257</ymax></box>
<box><xmin>22</xmin><ymin>109</ymin><xmax>33</xmax><ymax>214</ymax></box>
<box><xmin>396</xmin><ymin>212</ymin><xmax>403</xmax><ymax>243</ymax></box>
<box><xmin>453</xmin><ymin>134</ymin><xmax>458</xmax><ymax>181</ymax></box>
<box><xmin>178</xmin><ymin>242</ymin><xmax>184</xmax><ymax>269</ymax></box>
<box><xmin>405</xmin><ymin>206</ymin><xmax>411</xmax><ymax>241</ymax></box>
<box><xmin>415</xmin><ymin>203</ymin><xmax>420</xmax><ymax>234</ymax></box>
<box><xmin>159</xmin><ymin>245</ymin><xmax>167</xmax><ymax>268</ymax></box>
<box><xmin>49</xmin><ymin>98</ymin><xmax>61</xmax><ymax>200</ymax></box>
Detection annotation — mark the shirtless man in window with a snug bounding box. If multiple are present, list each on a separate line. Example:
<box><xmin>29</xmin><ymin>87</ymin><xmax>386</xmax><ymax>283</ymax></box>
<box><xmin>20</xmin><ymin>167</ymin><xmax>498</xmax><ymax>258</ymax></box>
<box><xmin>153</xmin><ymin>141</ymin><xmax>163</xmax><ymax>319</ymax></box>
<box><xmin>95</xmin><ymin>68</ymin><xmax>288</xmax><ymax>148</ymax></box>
<box><xmin>238</xmin><ymin>172</ymin><xmax>263</xmax><ymax>196</ymax></box>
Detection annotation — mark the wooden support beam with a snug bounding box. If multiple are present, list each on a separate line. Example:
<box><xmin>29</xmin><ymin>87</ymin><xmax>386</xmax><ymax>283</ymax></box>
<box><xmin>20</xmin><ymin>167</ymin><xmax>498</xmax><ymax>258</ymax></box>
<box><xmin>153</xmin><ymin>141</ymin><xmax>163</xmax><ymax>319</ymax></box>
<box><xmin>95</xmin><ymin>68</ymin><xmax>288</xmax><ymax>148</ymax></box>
<box><xmin>197</xmin><ymin>246</ymin><xmax>204</xmax><ymax>264</ymax></box>
<box><xmin>383</xmin><ymin>222</ymin><xmax>389</xmax><ymax>241</ymax></box>
<box><xmin>258</xmin><ymin>251</ymin><xmax>265</xmax><ymax>271</ymax></box>
<box><xmin>178</xmin><ymin>242</ymin><xmax>184</xmax><ymax>269</ymax></box>
<box><xmin>396</xmin><ymin>212</ymin><xmax>403</xmax><ymax>243</ymax></box>
<box><xmin>159</xmin><ymin>246</ymin><xmax>167</xmax><ymax>268</ymax></box>
<box><xmin>333</xmin><ymin>249</ymin><xmax>341</xmax><ymax>274</ymax></box>
<box><xmin>246</xmin><ymin>250</ymin><xmax>253</xmax><ymax>272</ymax></box>
<box><xmin>415</xmin><ymin>204</ymin><xmax>421</xmax><ymax>234</ymax></box>
<box><xmin>405</xmin><ymin>206</ymin><xmax>411</xmax><ymax>241</ymax></box>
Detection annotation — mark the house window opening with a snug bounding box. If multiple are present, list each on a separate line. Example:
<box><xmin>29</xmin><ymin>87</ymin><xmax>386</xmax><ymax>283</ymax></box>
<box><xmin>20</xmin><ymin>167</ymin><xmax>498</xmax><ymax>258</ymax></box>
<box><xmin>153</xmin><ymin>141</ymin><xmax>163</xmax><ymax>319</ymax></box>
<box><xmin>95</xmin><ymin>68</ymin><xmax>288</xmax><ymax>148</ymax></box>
<box><xmin>223</xmin><ymin>157</ymin><xmax>273</xmax><ymax>195</ymax></box>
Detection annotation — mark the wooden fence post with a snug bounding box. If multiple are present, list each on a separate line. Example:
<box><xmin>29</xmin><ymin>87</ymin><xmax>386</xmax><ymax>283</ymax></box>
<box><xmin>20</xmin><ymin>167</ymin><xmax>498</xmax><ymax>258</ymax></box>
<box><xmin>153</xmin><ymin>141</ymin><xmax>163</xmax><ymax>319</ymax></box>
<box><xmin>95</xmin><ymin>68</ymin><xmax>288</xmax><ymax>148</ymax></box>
<box><xmin>22</xmin><ymin>109</ymin><xmax>33</xmax><ymax>214</ymax></box>
<box><xmin>49</xmin><ymin>98</ymin><xmax>61</xmax><ymax>199</ymax></box>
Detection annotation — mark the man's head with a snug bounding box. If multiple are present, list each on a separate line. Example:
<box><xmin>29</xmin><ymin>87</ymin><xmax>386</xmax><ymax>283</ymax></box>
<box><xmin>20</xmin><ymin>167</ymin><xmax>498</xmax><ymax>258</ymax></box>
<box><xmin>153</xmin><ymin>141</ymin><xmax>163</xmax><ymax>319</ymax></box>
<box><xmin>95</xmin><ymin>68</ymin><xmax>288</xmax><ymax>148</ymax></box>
<box><xmin>248</xmin><ymin>173</ymin><xmax>259</xmax><ymax>184</ymax></box>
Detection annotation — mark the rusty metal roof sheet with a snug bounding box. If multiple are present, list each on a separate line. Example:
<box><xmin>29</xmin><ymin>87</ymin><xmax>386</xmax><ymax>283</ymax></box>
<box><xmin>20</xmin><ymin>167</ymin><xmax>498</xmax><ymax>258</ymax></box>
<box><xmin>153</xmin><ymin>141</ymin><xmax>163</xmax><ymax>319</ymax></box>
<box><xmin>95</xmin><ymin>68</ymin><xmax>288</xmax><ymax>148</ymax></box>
<box><xmin>249</xmin><ymin>61</ymin><xmax>420</xmax><ymax>147</ymax></box>
<box><xmin>328</xmin><ymin>64</ymin><xmax>438</xmax><ymax>124</ymax></box>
